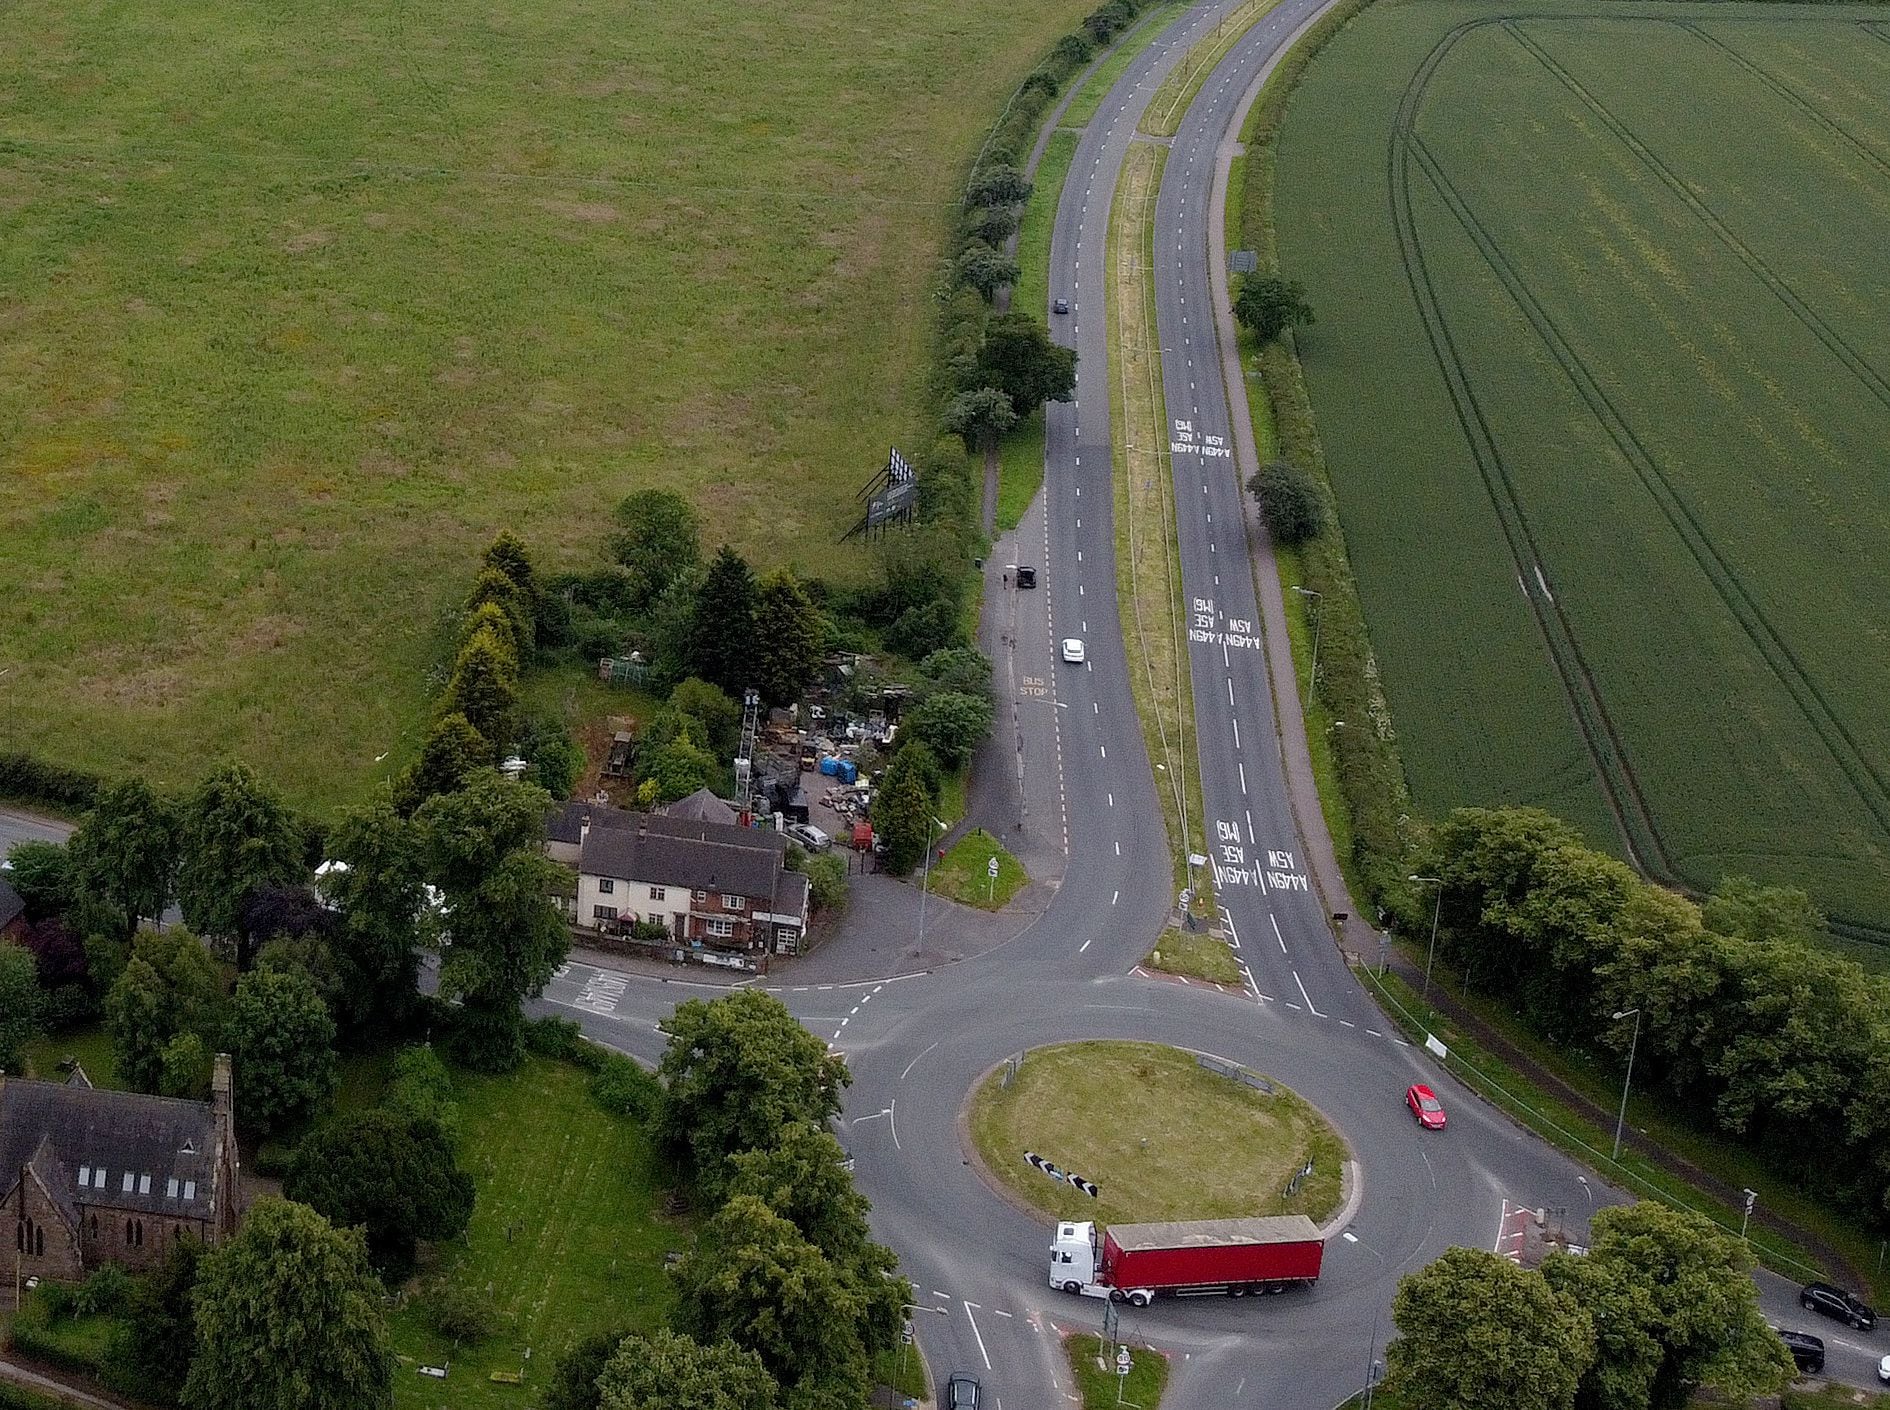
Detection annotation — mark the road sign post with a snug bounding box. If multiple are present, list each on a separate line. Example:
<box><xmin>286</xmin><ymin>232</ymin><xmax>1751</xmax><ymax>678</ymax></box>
<box><xmin>987</xmin><ymin>854</ymin><xmax>999</xmax><ymax>902</ymax></box>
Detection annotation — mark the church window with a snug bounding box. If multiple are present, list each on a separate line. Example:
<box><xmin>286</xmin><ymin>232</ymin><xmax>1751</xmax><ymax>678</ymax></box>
<box><xmin>167</xmin><ymin>1177</ymin><xmax>179</xmax><ymax>1199</ymax></box>
<box><xmin>33</xmin><ymin>1226</ymin><xmax>43</xmax><ymax>1257</ymax></box>
<box><xmin>122</xmin><ymin>1171</ymin><xmax>134</xmax><ymax>1193</ymax></box>
<box><xmin>183</xmin><ymin>1181</ymin><xmax>196</xmax><ymax>1202</ymax></box>
<box><xmin>138</xmin><ymin>1174</ymin><xmax>151</xmax><ymax>1195</ymax></box>
<box><xmin>78</xmin><ymin>1165</ymin><xmax>91</xmax><ymax>1186</ymax></box>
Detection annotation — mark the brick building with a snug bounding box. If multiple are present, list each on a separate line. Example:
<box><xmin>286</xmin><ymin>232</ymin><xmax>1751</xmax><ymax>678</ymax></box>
<box><xmin>3</xmin><ymin>1055</ymin><xmax>241</xmax><ymax>1288</ymax></box>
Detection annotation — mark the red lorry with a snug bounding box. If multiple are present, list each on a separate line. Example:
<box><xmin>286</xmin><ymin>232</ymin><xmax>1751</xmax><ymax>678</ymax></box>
<box><xmin>1050</xmin><ymin>1217</ymin><xmax>1325</xmax><ymax>1305</ymax></box>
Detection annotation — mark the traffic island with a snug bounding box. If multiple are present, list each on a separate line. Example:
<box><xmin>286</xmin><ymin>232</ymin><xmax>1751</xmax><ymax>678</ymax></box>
<box><xmin>922</xmin><ymin>829</ymin><xmax>1028</xmax><ymax>910</ymax></box>
<box><xmin>967</xmin><ymin>1040</ymin><xmax>1345</xmax><ymax>1227</ymax></box>
<box><xmin>1143</xmin><ymin>926</ymin><xmax>1243</xmax><ymax>986</ymax></box>
<box><xmin>1064</xmin><ymin>1334</ymin><xmax>1169</xmax><ymax>1409</ymax></box>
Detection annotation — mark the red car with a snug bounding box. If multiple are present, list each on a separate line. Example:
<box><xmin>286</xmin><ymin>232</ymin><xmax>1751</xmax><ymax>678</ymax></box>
<box><xmin>1406</xmin><ymin>1083</ymin><xmax>1447</xmax><ymax>1130</ymax></box>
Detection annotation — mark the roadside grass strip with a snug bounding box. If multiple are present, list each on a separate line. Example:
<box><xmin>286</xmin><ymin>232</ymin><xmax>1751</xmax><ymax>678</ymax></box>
<box><xmin>1360</xmin><ymin>967</ymin><xmax>1858</xmax><ymax>1299</ymax></box>
<box><xmin>998</xmin><ymin>131</ymin><xmax>1080</xmax><ymax>532</ymax></box>
<box><xmin>1140</xmin><ymin>0</ymin><xmax>1284</xmax><ymax>138</ymax></box>
<box><xmin>390</xmin><ymin>1057</ymin><xmax>682</xmax><ymax>1410</ymax></box>
<box><xmin>1065</xmin><ymin>1333</ymin><xmax>1170</xmax><ymax>1410</ymax></box>
<box><xmin>925</xmin><ymin>827</ymin><xmax>1029</xmax><ymax>910</ymax></box>
<box><xmin>1110</xmin><ymin>139</ymin><xmax>1212</xmax><ymax>912</ymax></box>
<box><xmin>1144</xmin><ymin>925</ymin><xmax>1243</xmax><ymax>985</ymax></box>
<box><xmin>970</xmin><ymin>1040</ymin><xmax>1345</xmax><ymax>1227</ymax></box>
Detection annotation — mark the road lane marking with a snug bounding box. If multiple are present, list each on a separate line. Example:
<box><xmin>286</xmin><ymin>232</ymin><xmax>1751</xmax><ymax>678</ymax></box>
<box><xmin>1292</xmin><ymin>969</ymin><xmax>1321</xmax><ymax>1016</ymax></box>
<box><xmin>963</xmin><ymin>1302</ymin><xmax>992</xmax><ymax>1370</ymax></box>
<box><xmin>1079</xmin><ymin>938</ymin><xmax>1092</xmax><ymax>953</ymax></box>
<box><xmin>1238</xmin><ymin>762</ymin><xmax>1247</xmax><ymax>793</ymax></box>
<box><xmin>900</xmin><ymin>1041</ymin><xmax>939</xmax><ymax>1081</ymax></box>
<box><xmin>1232</xmin><ymin>717</ymin><xmax>1240</xmax><ymax>749</ymax></box>
<box><xmin>1271</xmin><ymin>913</ymin><xmax>1287</xmax><ymax>953</ymax></box>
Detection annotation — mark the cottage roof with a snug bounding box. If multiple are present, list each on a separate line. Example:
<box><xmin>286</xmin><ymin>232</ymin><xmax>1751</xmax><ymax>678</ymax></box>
<box><xmin>660</xmin><ymin>788</ymin><xmax>738</xmax><ymax>826</ymax></box>
<box><xmin>771</xmin><ymin>869</ymin><xmax>811</xmax><ymax>923</ymax></box>
<box><xmin>546</xmin><ymin>798</ymin><xmax>637</xmax><ymax>846</ymax></box>
<box><xmin>0</xmin><ymin>876</ymin><xmax>24</xmax><ymax>930</ymax></box>
<box><xmin>580</xmin><ymin>812</ymin><xmax>786</xmax><ymax>900</ymax></box>
<box><xmin>0</xmin><ymin>1077</ymin><xmax>218</xmax><ymax>1217</ymax></box>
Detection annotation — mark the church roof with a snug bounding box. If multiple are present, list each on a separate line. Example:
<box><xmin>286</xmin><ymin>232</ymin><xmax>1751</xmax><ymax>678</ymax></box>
<box><xmin>0</xmin><ymin>1077</ymin><xmax>218</xmax><ymax>1218</ymax></box>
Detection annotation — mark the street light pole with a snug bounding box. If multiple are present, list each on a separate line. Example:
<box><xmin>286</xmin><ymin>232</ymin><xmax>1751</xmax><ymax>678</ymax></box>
<box><xmin>1290</xmin><ymin>586</ymin><xmax>1322</xmax><ymax>699</ymax></box>
<box><xmin>1408</xmin><ymin>875</ymin><xmax>1442</xmax><ymax>1002</ymax></box>
<box><xmin>1611</xmin><ymin>1007</ymin><xmax>1642</xmax><ymax>1161</ymax></box>
<box><xmin>915</xmin><ymin>816</ymin><xmax>945</xmax><ymax>950</ymax></box>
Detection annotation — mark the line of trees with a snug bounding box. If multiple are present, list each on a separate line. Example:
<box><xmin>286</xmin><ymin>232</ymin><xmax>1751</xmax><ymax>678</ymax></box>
<box><xmin>1421</xmin><ymin>806</ymin><xmax>1890</xmax><ymax>1230</ymax></box>
<box><xmin>1386</xmin><ymin>1202</ymin><xmax>1790</xmax><ymax>1410</ymax></box>
<box><xmin>547</xmin><ymin>990</ymin><xmax>902</xmax><ymax>1410</ymax></box>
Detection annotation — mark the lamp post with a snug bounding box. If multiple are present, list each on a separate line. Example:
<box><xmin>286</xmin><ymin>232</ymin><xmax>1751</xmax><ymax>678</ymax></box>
<box><xmin>1408</xmin><ymin>875</ymin><xmax>1442</xmax><ymax>1001</ymax></box>
<box><xmin>1611</xmin><ymin>1007</ymin><xmax>1642</xmax><ymax>1161</ymax></box>
<box><xmin>915</xmin><ymin>816</ymin><xmax>947</xmax><ymax>950</ymax></box>
<box><xmin>1290</xmin><ymin>586</ymin><xmax>1322</xmax><ymax>699</ymax></box>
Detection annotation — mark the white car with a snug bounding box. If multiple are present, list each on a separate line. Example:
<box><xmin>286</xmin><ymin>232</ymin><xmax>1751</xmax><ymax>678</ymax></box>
<box><xmin>1878</xmin><ymin>1353</ymin><xmax>1890</xmax><ymax>1384</ymax></box>
<box><xmin>1061</xmin><ymin>638</ymin><xmax>1086</xmax><ymax>664</ymax></box>
<box><xmin>784</xmin><ymin>823</ymin><xmax>831</xmax><ymax>852</ymax></box>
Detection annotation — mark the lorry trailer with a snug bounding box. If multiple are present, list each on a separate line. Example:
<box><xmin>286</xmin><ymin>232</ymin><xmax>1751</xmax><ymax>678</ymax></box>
<box><xmin>1050</xmin><ymin>1217</ymin><xmax>1325</xmax><ymax>1305</ymax></box>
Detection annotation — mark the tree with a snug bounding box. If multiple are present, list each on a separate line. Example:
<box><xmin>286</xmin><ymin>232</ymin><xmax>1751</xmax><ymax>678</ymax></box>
<box><xmin>1386</xmin><ymin>1246</ymin><xmax>1592</xmax><ymax>1410</ymax></box>
<box><xmin>609</xmin><ymin>489</ymin><xmax>703</xmax><ymax>612</ymax></box>
<box><xmin>118</xmin><ymin>1234</ymin><xmax>203</xmax><ymax>1404</ymax></box>
<box><xmin>597</xmin><ymin>1330</ymin><xmax>780</xmax><ymax>1410</ymax></box>
<box><xmin>394</xmin><ymin>713</ymin><xmax>493</xmax><ymax>815</ymax></box>
<box><xmin>22</xmin><ymin>917</ymin><xmax>94</xmax><ymax>1030</ymax></box>
<box><xmin>5</xmin><ymin>839</ymin><xmax>76</xmax><ymax>920</ymax></box>
<box><xmin>1576</xmin><ymin>1203</ymin><xmax>1791</xmax><ymax>1407</ymax></box>
<box><xmin>443</xmin><ymin>624</ymin><xmax>521</xmax><ymax>752</ymax></box>
<box><xmin>0</xmin><ymin>941</ymin><xmax>42</xmax><ymax>1073</ymax></box>
<box><xmin>322</xmin><ymin>802</ymin><xmax>427</xmax><ymax>1038</ymax></box>
<box><xmin>183</xmin><ymin>1199</ymin><xmax>392</xmax><ymax>1410</ymax></box>
<box><xmin>519</xmin><ymin>716</ymin><xmax>585</xmax><ymax>801</ymax></box>
<box><xmin>967</xmin><ymin>203</ymin><xmax>1019</xmax><ymax>248</ymax></box>
<box><xmin>800</xmin><ymin>854</ymin><xmax>847</xmax><ymax>914</ymax></box>
<box><xmin>941</xmin><ymin>386</ymin><xmax>1017</xmax><ymax>452</ymax></box>
<box><xmin>482</xmin><ymin>530</ymin><xmax>538</xmax><ymax>605</ymax></box>
<box><xmin>465</xmin><ymin>566</ymin><xmax>534</xmax><ymax>655</ymax></box>
<box><xmin>753</xmin><ymin>572</ymin><xmax>822</xmax><ymax>709</ymax></box>
<box><xmin>920</xmin><ymin>647</ymin><xmax>992</xmax><ymax>698</ymax></box>
<box><xmin>965</xmin><ymin>164</ymin><xmax>1032</xmax><ymax>207</ymax></box>
<box><xmin>1540</xmin><ymin>1248</ymin><xmax>1663</xmax><ymax>1410</ymax></box>
<box><xmin>68</xmin><ymin>778</ymin><xmax>178</xmax><ymax>937</ymax></box>
<box><xmin>905</xmin><ymin>691</ymin><xmax>993</xmax><ymax>770</ymax></box>
<box><xmin>285</xmin><ymin>1110</ymin><xmax>474</xmax><ymax>1278</ymax></box>
<box><xmin>159</xmin><ymin>1031</ymin><xmax>212</xmax><ymax>1100</ymax></box>
<box><xmin>104</xmin><ymin>930</ymin><xmax>225</xmax><ymax>1094</ymax></box>
<box><xmin>1247</xmin><ymin>459</ymin><xmax>1326</xmax><ymax>545</ymax></box>
<box><xmin>689</xmin><ymin>546</ymin><xmax>759</xmax><ymax>697</ymax></box>
<box><xmin>1703</xmin><ymin>875</ymin><xmax>1824</xmax><ymax>946</ymax></box>
<box><xmin>871</xmin><ymin>764</ymin><xmax>933</xmax><ymax>877</ymax></box>
<box><xmin>670</xmin><ymin>679</ymin><xmax>742</xmax><ymax>759</ymax></box>
<box><xmin>979</xmin><ymin>312</ymin><xmax>1076</xmax><ymax>413</ymax></box>
<box><xmin>654</xmin><ymin>990</ymin><xmax>850</xmax><ymax>1189</ymax></box>
<box><xmin>175</xmin><ymin>762</ymin><xmax>306</xmax><ymax>951</ymax></box>
<box><xmin>644</xmin><ymin>739</ymin><xmax>718</xmax><ymax>804</ymax></box>
<box><xmin>544</xmin><ymin>1328</ymin><xmax>630</xmax><ymax>1410</ymax></box>
<box><xmin>1233</xmin><ymin>273</ymin><xmax>1315</xmax><ymax>344</ymax></box>
<box><xmin>228</xmin><ymin>966</ymin><xmax>337</xmax><ymax>1136</ymax></box>
<box><xmin>672</xmin><ymin>1196</ymin><xmax>867</xmax><ymax>1410</ymax></box>
<box><xmin>955</xmin><ymin>243</ymin><xmax>1020</xmax><ymax>300</ymax></box>
<box><xmin>417</xmin><ymin>774</ymin><xmax>568</xmax><ymax>1071</ymax></box>
<box><xmin>460</xmin><ymin>599</ymin><xmax>522</xmax><ymax>661</ymax></box>
<box><xmin>238</xmin><ymin>885</ymin><xmax>334</xmax><ymax>967</ymax></box>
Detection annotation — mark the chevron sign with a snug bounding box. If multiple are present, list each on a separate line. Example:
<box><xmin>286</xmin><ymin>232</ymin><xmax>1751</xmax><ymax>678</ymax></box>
<box><xmin>1023</xmin><ymin>1152</ymin><xmax>1100</xmax><ymax>1198</ymax></box>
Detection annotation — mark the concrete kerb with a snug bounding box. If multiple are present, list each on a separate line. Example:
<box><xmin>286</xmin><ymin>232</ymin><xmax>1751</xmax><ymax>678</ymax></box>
<box><xmin>1202</xmin><ymin>0</ymin><xmax>1382</xmax><ymax>966</ymax></box>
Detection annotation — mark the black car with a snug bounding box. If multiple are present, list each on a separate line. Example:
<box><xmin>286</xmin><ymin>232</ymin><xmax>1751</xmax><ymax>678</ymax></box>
<box><xmin>1779</xmin><ymin>1329</ymin><xmax>1825</xmax><ymax>1374</ymax></box>
<box><xmin>945</xmin><ymin>1374</ymin><xmax>982</xmax><ymax>1410</ymax></box>
<box><xmin>1800</xmin><ymin>1281</ymin><xmax>1877</xmax><ymax>1330</ymax></box>
<box><xmin>1053</xmin><ymin>298</ymin><xmax>1070</xmax><ymax>315</ymax></box>
<box><xmin>1015</xmin><ymin>565</ymin><xmax>1037</xmax><ymax>589</ymax></box>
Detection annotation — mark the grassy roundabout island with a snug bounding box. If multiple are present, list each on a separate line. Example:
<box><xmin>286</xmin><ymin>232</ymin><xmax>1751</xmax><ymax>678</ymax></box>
<box><xmin>968</xmin><ymin>1041</ymin><xmax>1345</xmax><ymax>1227</ymax></box>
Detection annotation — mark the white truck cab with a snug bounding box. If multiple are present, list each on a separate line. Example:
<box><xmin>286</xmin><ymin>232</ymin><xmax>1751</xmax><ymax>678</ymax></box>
<box><xmin>1050</xmin><ymin>1221</ymin><xmax>1110</xmax><ymax>1299</ymax></box>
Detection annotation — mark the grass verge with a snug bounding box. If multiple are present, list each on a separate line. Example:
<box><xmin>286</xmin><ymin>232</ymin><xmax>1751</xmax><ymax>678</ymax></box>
<box><xmin>1064</xmin><ymin>1</ymin><xmax>1192</xmax><ymax>129</ymax></box>
<box><xmin>1360</xmin><ymin>967</ymin><xmax>1853</xmax><ymax>1297</ymax></box>
<box><xmin>872</xmin><ymin>1345</ymin><xmax>931</xmax><ymax>1404</ymax></box>
<box><xmin>390</xmin><ymin>1056</ymin><xmax>683</xmax><ymax>1410</ymax></box>
<box><xmin>1140</xmin><ymin>0</ymin><xmax>1283</xmax><ymax>138</ymax></box>
<box><xmin>969</xmin><ymin>1040</ymin><xmax>1343</xmax><ymax>1227</ymax></box>
<box><xmin>1065</xmin><ymin>1334</ymin><xmax>1170</xmax><ymax>1410</ymax></box>
<box><xmin>925</xmin><ymin>828</ymin><xmax>1028</xmax><ymax>910</ymax></box>
<box><xmin>23</xmin><ymin>1028</ymin><xmax>121</xmax><ymax>1089</ymax></box>
<box><xmin>1110</xmin><ymin>138</ymin><xmax>1210</xmax><ymax>915</ymax></box>
<box><xmin>1144</xmin><ymin>927</ymin><xmax>1242</xmax><ymax>985</ymax></box>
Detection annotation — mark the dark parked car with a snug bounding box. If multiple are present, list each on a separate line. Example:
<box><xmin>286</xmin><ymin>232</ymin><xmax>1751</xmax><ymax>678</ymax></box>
<box><xmin>945</xmin><ymin>1374</ymin><xmax>982</xmax><ymax>1410</ymax></box>
<box><xmin>1779</xmin><ymin>1329</ymin><xmax>1825</xmax><ymax>1374</ymax></box>
<box><xmin>1801</xmin><ymin>1281</ymin><xmax>1877</xmax><ymax>1330</ymax></box>
<box><xmin>1016</xmin><ymin>565</ymin><xmax>1037</xmax><ymax>589</ymax></box>
<box><xmin>1053</xmin><ymin>298</ymin><xmax>1070</xmax><ymax>315</ymax></box>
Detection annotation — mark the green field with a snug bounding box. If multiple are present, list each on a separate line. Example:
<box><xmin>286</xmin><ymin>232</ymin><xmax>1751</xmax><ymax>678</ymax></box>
<box><xmin>1274</xmin><ymin>0</ymin><xmax>1890</xmax><ymax>934</ymax></box>
<box><xmin>0</xmin><ymin>0</ymin><xmax>1094</xmax><ymax>810</ymax></box>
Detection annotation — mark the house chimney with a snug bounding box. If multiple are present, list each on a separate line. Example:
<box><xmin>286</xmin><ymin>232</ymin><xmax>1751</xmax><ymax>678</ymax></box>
<box><xmin>211</xmin><ymin>1052</ymin><xmax>232</xmax><ymax>1124</ymax></box>
<box><xmin>580</xmin><ymin>811</ymin><xmax>591</xmax><ymax>844</ymax></box>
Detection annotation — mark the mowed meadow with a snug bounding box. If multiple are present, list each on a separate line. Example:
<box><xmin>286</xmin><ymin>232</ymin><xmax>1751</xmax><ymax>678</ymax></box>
<box><xmin>1274</xmin><ymin>1</ymin><xmax>1890</xmax><ymax>934</ymax></box>
<box><xmin>0</xmin><ymin>0</ymin><xmax>1092</xmax><ymax>807</ymax></box>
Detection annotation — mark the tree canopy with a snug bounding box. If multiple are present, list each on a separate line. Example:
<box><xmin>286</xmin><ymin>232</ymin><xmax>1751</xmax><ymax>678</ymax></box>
<box><xmin>0</xmin><ymin>942</ymin><xmax>42</xmax><ymax>1073</ymax></box>
<box><xmin>228</xmin><ymin>966</ymin><xmax>337</xmax><ymax>1136</ymax></box>
<box><xmin>1233</xmin><ymin>273</ymin><xmax>1315</xmax><ymax>344</ymax></box>
<box><xmin>753</xmin><ymin>571</ymin><xmax>823</xmax><ymax>709</ymax></box>
<box><xmin>321</xmin><ymin>802</ymin><xmax>427</xmax><ymax>1038</ymax></box>
<box><xmin>597</xmin><ymin>1330</ymin><xmax>780</xmax><ymax>1410</ymax></box>
<box><xmin>904</xmin><ymin>691</ymin><xmax>993</xmax><ymax>770</ymax></box>
<box><xmin>655</xmin><ymin>990</ymin><xmax>850</xmax><ymax>1191</ymax></box>
<box><xmin>394</xmin><ymin>714</ymin><xmax>493</xmax><ymax>816</ymax></box>
<box><xmin>285</xmin><ymin>1110</ymin><xmax>474</xmax><ymax>1278</ymax></box>
<box><xmin>105</xmin><ymin>929</ymin><xmax>226</xmax><ymax>1094</ymax></box>
<box><xmin>1247</xmin><ymin>459</ymin><xmax>1326</xmax><ymax>546</ymax></box>
<box><xmin>609</xmin><ymin>489</ymin><xmax>702</xmax><ymax>612</ymax></box>
<box><xmin>689</xmin><ymin>547</ymin><xmax>759</xmax><ymax>698</ymax></box>
<box><xmin>175</xmin><ymin>762</ymin><xmax>306</xmax><ymax>950</ymax></box>
<box><xmin>941</xmin><ymin>387</ymin><xmax>1017</xmax><ymax>452</ymax></box>
<box><xmin>68</xmin><ymin>778</ymin><xmax>179</xmax><ymax>937</ymax></box>
<box><xmin>979</xmin><ymin>312</ymin><xmax>1076</xmax><ymax>413</ymax></box>
<box><xmin>183</xmin><ymin>1199</ymin><xmax>393</xmax><ymax>1410</ymax></box>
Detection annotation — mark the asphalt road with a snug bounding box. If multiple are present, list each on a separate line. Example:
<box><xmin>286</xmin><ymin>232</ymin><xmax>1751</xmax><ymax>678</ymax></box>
<box><xmin>7</xmin><ymin>4</ymin><xmax>1881</xmax><ymax>1402</ymax></box>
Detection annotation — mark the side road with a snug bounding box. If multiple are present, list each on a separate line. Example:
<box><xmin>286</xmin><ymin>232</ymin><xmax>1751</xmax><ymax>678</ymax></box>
<box><xmin>1199</xmin><ymin>20</ymin><xmax>1870</xmax><ymax>1297</ymax></box>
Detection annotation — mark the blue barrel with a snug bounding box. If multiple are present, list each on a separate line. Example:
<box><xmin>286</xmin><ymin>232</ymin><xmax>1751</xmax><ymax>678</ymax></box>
<box><xmin>819</xmin><ymin>756</ymin><xmax>840</xmax><ymax>776</ymax></box>
<box><xmin>837</xmin><ymin>759</ymin><xmax>858</xmax><ymax>784</ymax></box>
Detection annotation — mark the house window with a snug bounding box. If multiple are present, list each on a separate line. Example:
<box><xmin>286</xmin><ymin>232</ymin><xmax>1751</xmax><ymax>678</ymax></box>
<box><xmin>648</xmin><ymin>886</ymin><xmax>666</xmax><ymax>902</ymax></box>
<box><xmin>706</xmin><ymin>917</ymin><xmax>736</xmax><ymax>939</ymax></box>
<box><xmin>122</xmin><ymin>1171</ymin><xmax>135</xmax><ymax>1194</ymax></box>
<box><xmin>722</xmin><ymin>894</ymin><xmax>745</xmax><ymax>911</ymax></box>
<box><xmin>592</xmin><ymin>904</ymin><xmax>619</xmax><ymax>922</ymax></box>
<box><xmin>79</xmin><ymin>1165</ymin><xmax>91</xmax><ymax>1187</ymax></box>
<box><xmin>138</xmin><ymin>1174</ymin><xmax>152</xmax><ymax>1196</ymax></box>
<box><xmin>183</xmin><ymin>1181</ymin><xmax>196</xmax><ymax>1202</ymax></box>
<box><xmin>692</xmin><ymin>889</ymin><xmax>707</xmax><ymax>902</ymax></box>
<box><xmin>134</xmin><ymin>1221</ymin><xmax>144</xmax><ymax>1248</ymax></box>
<box><xmin>598</xmin><ymin>878</ymin><xmax>615</xmax><ymax>894</ymax></box>
<box><xmin>125</xmin><ymin>1220</ymin><xmax>134</xmax><ymax>1246</ymax></box>
<box><xmin>167</xmin><ymin>1178</ymin><xmax>179</xmax><ymax>1199</ymax></box>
